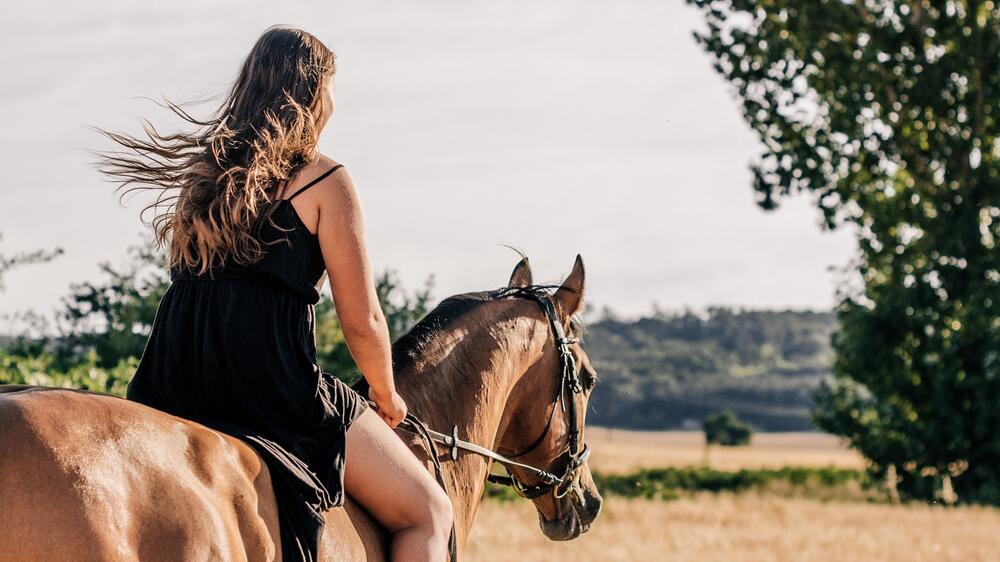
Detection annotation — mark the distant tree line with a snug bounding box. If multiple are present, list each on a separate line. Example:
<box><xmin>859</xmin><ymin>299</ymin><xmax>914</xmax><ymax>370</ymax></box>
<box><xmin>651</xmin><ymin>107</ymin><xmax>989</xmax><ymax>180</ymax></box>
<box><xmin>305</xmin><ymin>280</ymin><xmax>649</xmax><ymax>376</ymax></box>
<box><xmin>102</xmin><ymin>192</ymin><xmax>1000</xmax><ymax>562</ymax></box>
<box><xmin>2</xmin><ymin>234</ymin><xmax>840</xmax><ymax>434</ymax></box>
<box><xmin>585</xmin><ymin>306</ymin><xmax>837</xmax><ymax>432</ymax></box>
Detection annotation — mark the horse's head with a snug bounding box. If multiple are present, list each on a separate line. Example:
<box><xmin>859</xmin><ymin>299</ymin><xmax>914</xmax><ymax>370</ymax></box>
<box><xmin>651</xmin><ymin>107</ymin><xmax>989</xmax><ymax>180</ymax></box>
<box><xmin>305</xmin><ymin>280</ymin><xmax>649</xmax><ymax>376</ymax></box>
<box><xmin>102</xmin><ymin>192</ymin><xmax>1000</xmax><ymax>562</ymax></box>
<box><xmin>494</xmin><ymin>255</ymin><xmax>603</xmax><ymax>540</ymax></box>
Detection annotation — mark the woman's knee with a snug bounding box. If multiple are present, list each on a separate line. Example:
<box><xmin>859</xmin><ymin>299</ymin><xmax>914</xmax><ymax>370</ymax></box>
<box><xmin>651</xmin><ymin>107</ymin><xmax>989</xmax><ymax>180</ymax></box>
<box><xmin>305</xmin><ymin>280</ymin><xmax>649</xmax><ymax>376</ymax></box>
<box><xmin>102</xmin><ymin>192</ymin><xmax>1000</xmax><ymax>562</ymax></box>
<box><xmin>426</xmin><ymin>484</ymin><xmax>453</xmax><ymax>533</ymax></box>
<box><xmin>394</xmin><ymin>479</ymin><xmax>452</xmax><ymax>535</ymax></box>
<box><xmin>343</xmin><ymin>408</ymin><xmax>452</xmax><ymax>535</ymax></box>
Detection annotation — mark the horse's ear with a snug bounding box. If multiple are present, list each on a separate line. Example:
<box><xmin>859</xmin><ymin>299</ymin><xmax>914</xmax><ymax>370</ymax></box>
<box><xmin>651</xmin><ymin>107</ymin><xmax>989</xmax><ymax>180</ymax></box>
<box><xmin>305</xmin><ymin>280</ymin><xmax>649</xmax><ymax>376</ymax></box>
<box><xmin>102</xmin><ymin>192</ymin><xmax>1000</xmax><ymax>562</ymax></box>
<box><xmin>508</xmin><ymin>257</ymin><xmax>533</xmax><ymax>287</ymax></box>
<box><xmin>553</xmin><ymin>254</ymin><xmax>585</xmax><ymax>318</ymax></box>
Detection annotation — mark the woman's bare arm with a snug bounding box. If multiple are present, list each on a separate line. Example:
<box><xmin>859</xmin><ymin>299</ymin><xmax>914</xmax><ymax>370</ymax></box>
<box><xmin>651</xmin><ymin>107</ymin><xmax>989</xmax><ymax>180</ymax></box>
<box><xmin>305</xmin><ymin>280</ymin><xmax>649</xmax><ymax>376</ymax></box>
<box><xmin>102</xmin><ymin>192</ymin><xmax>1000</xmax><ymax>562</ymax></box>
<box><xmin>312</xmin><ymin>163</ymin><xmax>405</xmax><ymax>424</ymax></box>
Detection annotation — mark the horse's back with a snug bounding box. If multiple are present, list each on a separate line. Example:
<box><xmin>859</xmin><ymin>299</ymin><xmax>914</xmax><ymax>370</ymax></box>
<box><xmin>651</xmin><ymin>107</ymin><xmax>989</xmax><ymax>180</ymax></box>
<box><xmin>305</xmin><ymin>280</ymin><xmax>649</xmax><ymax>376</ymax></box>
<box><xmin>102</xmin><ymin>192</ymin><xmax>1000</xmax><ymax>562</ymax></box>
<box><xmin>0</xmin><ymin>385</ymin><xmax>279</xmax><ymax>562</ymax></box>
<box><xmin>0</xmin><ymin>386</ymin><xmax>104</xmax><ymax>560</ymax></box>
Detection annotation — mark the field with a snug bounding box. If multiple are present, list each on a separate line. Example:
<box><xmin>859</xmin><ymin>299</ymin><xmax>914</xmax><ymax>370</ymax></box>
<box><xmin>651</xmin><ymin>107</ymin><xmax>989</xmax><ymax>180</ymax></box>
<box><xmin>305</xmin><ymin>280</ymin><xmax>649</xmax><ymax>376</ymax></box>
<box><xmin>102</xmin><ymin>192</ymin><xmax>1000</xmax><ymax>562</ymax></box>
<box><xmin>466</xmin><ymin>494</ymin><xmax>1000</xmax><ymax>562</ymax></box>
<box><xmin>464</xmin><ymin>429</ymin><xmax>1000</xmax><ymax>562</ymax></box>
<box><xmin>583</xmin><ymin>428</ymin><xmax>865</xmax><ymax>472</ymax></box>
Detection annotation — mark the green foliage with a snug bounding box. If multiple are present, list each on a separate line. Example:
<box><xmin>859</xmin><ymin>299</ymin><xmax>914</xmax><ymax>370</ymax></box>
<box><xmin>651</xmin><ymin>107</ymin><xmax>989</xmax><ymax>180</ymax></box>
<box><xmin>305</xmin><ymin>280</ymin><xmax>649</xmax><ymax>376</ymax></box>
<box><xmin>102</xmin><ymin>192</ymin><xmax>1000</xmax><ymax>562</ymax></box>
<box><xmin>484</xmin><ymin>465</ymin><xmax>873</xmax><ymax>503</ymax></box>
<box><xmin>314</xmin><ymin>268</ymin><xmax>434</xmax><ymax>385</ymax></box>
<box><xmin>587</xmin><ymin>307</ymin><xmax>836</xmax><ymax>431</ymax></box>
<box><xmin>377</xmin><ymin>269</ymin><xmax>435</xmax><ymax>342</ymax></box>
<box><xmin>54</xmin><ymin>236</ymin><xmax>169</xmax><ymax>370</ymax></box>
<box><xmin>703</xmin><ymin>410</ymin><xmax>754</xmax><ymax>446</ymax></box>
<box><xmin>0</xmin><ymin>347</ymin><xmax>135</xmax><ymax>397</ymax></box>
<box><xmin>2</xmin><ymin>234</ymin><xmax>435</xmax><ymax>394</ymax></box>
<box><xmin>687</xmin><ymin>0</ymin><xmax>1000</xmax><ymax>503</ymax></box>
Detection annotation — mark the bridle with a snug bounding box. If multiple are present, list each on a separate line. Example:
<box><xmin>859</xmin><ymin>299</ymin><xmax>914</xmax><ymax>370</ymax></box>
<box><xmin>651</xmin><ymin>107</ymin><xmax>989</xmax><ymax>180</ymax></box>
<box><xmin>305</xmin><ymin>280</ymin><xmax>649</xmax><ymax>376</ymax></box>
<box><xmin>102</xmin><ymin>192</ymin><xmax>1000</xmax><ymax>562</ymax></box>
<box><xmin>481</xmin><ymin>284</ymin><xmax>591</xmax><ymax>501</ymax></box>
<box><xmin>370</xmin><ymin>284</ymin><xmax>593</xmax><ymax>561</ymax></box>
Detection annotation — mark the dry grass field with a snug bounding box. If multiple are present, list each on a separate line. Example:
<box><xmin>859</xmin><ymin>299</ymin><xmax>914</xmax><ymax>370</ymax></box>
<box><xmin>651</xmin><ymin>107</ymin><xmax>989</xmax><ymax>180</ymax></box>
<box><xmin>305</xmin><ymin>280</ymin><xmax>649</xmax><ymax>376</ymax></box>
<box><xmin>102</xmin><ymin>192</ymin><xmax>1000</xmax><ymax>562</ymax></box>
<box><xmin>465</xmin><ymin>430</ymin><xmax>1000</xmax><ymax>561</ymax></box>
<box><xmin>466</xmin><ymin>493</ymin><xmax>1000</xmax><ymax>562</ymax></box>
<box><xmin>584</xmin><ymin>428</ymin><xmax>866</xmax><ymax>473</ymax></box>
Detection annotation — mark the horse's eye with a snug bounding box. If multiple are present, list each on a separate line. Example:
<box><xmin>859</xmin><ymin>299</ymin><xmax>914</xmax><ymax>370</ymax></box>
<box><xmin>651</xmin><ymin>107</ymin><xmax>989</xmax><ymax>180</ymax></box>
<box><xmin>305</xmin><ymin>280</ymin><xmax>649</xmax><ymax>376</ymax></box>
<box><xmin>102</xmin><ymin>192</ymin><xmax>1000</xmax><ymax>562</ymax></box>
<box><xmin>581</xmin><ymin>367</ymin><xmax>598</xmax><ymax>391</ymax></box>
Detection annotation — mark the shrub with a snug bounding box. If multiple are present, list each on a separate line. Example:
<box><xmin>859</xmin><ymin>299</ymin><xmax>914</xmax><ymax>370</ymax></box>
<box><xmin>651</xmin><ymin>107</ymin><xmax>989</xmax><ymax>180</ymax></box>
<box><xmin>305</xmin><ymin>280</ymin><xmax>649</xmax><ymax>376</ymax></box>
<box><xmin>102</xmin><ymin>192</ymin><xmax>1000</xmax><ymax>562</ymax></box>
<box><xmin>703</xmin><ymin>411</ymin><xmax>753</xmax><ymax>446</ymax></box>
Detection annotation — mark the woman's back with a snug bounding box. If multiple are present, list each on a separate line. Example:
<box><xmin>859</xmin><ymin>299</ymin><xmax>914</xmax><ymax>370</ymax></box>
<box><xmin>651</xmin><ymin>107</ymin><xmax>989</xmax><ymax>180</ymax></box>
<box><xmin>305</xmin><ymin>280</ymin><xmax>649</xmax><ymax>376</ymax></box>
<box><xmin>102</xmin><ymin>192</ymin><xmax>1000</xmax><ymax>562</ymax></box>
<box><xmin>168</xmin><ymin>163</ymin><xmax>345</xmax><ymax>305</ymax></box>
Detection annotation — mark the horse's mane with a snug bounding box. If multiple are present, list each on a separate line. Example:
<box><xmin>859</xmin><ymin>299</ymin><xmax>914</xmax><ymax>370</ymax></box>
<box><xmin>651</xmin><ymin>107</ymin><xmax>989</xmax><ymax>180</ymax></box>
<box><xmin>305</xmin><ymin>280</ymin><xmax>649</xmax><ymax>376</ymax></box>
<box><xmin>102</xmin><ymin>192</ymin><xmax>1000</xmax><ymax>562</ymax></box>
<box><xmin>350</xmin><ymin>289</ymin><xmax>494</xmax><ymax>396</ymax></box>
<box><xmin>350</xmin><ymin>283</ymin><xmax>585</xmax><ymax>396</ymax></box>
<box><xmin>391</xmin><ymin>289</ymin><xmax>498</xmax><ymax>374</ymax></box>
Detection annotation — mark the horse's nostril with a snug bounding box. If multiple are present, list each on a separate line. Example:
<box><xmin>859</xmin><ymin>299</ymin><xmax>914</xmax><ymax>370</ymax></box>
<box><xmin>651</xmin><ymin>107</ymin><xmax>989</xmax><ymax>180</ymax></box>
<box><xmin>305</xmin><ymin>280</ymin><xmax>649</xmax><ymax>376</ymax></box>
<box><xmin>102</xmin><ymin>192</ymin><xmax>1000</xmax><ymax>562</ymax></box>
<box><xmin>579</xmin><ymin>492</ymin><xmax>603</xmax><ymax>526</ymax></box>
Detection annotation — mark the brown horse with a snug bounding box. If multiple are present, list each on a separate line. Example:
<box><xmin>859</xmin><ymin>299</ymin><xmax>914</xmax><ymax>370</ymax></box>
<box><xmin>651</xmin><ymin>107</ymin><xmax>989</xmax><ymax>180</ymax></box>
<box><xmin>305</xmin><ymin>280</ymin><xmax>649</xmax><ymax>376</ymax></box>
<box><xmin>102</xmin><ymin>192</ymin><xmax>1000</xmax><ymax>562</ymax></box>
<box><xmin>0</xmin><ymin>255</ymin><xmax>602</xmax><ymax>561</ymax></box>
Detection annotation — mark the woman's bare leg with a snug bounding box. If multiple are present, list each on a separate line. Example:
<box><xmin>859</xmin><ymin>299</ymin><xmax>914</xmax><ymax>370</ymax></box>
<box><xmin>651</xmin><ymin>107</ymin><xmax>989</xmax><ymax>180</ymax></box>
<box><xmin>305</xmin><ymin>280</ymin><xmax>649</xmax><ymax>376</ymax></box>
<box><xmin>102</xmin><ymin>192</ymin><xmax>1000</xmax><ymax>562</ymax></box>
<box><xmin>344</xmin><ymin>407</ymin><xmax>453</xmax><ymax>562</ymax></box>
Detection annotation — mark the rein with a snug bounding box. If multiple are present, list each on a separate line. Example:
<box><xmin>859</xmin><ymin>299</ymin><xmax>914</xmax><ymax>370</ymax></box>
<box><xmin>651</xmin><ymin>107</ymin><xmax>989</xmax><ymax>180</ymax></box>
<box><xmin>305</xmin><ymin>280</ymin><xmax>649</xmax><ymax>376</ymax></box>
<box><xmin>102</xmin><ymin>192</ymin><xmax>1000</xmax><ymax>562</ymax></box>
<box><xmin>366</xmin><ymin>284</ymin><xmax>592</xmax><ymax>561</ymax></box>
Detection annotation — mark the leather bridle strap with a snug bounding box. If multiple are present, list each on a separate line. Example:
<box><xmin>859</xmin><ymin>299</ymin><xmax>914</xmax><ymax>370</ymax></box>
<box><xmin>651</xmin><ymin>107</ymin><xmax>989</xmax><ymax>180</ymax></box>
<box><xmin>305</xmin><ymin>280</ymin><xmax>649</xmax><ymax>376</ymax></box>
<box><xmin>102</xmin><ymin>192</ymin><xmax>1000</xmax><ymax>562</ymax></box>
<box><xmin>395</xmin><ymin>406</ymin><xmax>568</xmax><ymax>487</ymax></box>
<box><xmin>489</xmin><ymin>285</ymin><xmax>589</xmax><ymax>499</ymax></box>
<box><xmin>378</xmin><ymin>400</ymin><xmax>584</xmax><ymax>562</ymax></box>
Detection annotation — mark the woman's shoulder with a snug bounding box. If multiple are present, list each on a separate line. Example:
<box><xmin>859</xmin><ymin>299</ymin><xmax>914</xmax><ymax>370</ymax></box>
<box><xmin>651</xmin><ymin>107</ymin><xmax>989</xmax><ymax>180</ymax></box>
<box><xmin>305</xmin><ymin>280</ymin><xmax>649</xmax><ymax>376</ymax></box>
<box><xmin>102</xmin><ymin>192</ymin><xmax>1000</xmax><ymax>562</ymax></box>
<box><xmin>303</xmin><ymin>154</ymin><xmax>357</xmax><ymax>204</ymax></box>
<box><xmin>287</xmin><ymin>154</ymin><xmax>346</xmax><ymax>185</ymax></box>
<box><xmin>313</xmin><ymin>153</ymin><xmax>346</xmax><ymax>175</ymax></box>
<box><xmin>280</xmin><ymin>155</ymin><xmax>348</xmax><ymax>201</ymax></box>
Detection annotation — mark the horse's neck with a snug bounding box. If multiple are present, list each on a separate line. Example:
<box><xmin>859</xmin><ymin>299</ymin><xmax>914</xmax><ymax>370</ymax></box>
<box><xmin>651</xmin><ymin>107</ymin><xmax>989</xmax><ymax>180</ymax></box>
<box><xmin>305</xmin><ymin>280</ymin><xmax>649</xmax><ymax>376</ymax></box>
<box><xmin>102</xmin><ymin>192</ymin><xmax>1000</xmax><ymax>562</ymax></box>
<box><xmin>396</xmin><ymin>335</ymin><xmax>521</xmax><ymax>550</ymax></box>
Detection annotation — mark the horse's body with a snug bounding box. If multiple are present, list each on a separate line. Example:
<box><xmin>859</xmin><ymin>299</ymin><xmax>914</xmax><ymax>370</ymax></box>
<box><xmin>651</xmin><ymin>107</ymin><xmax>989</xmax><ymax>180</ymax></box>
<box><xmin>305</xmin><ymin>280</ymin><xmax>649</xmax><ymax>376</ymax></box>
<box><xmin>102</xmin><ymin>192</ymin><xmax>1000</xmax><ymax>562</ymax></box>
<box><xmin>0</xmin><ymin>256</ymin><xmax>601</xmax><ymax>561</ymax></box>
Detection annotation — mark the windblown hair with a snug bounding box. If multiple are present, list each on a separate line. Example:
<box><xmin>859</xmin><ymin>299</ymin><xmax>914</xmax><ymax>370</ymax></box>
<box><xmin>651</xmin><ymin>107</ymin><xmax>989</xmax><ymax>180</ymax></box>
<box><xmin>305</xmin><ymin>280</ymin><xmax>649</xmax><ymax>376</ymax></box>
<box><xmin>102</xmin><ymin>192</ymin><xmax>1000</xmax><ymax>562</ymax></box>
<box><xmin>88</xmin><ymin>24</ymin><xmax>336</xmax><ymax>274</ymax></box>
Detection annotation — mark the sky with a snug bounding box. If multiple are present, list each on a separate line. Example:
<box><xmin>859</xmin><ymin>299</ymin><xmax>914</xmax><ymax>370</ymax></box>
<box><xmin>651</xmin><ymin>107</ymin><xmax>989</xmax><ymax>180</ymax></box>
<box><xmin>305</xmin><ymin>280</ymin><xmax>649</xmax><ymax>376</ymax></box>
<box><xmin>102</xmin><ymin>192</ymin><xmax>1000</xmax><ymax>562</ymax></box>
<box><xmin>0</xmin><ymin>0</ymin><xmax>857</xmax><ymax>333</ymax></box>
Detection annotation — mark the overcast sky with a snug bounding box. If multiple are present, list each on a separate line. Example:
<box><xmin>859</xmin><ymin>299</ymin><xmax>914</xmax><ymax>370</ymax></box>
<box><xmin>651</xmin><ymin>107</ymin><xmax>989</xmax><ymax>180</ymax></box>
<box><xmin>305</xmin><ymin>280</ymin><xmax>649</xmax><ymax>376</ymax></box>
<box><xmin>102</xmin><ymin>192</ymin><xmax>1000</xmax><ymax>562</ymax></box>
<box><xmin>0</xmin><ymin>0</ymin><xmax>857</xmax><ymax>333</ymax></box>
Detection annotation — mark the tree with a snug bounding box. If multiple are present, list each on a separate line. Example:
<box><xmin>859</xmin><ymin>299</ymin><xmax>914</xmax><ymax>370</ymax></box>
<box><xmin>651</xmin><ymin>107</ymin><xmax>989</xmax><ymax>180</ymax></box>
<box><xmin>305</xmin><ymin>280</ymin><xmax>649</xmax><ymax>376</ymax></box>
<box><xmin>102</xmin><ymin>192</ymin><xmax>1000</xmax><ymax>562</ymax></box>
<box><xmin>0</xmin><ymin>231</ymin><xmax>64</xmax><ymax>292</ymax></box>
<box><xmin>0</xmin><ymin>231</ymin><xmax>64</xmax><ymax>341</ymax></box>
<box><xmin>686</xmin><ymin>0</ymin><xmax>1000</xmax><ymax>503</ymax></box>
<box><xmin>314</xmin><ymin>268</ymin><xmax>435</xmax><ymax>384</ymax></box>
<box><xmin>48</xmin><ymin>233</ymin><xmax>435</xmax><ymax>385</ymax></box>
<box><xmin>54</xmin><ymin>234</ymin><xmax>170</xmax><ymax>370</ymax></box>
<box><xmin>703</xmin><ymin>411</ymin><xmax>754</xmax><ymax>446</ymax></box>
<box><xmin>376</xmin><ymin>269</ymin><xmax>435</xmax><ymax>343</ymax></box>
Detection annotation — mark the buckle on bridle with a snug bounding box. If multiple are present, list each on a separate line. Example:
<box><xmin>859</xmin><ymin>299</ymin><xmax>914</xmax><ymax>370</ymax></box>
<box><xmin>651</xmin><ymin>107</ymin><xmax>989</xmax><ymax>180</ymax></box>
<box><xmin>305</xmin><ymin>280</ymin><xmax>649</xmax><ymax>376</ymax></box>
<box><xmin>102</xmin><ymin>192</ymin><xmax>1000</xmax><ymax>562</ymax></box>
<box><xmin>449</xmin><ymin>425</ymin><xmax>459</xmax><ymax>461</ymax></box>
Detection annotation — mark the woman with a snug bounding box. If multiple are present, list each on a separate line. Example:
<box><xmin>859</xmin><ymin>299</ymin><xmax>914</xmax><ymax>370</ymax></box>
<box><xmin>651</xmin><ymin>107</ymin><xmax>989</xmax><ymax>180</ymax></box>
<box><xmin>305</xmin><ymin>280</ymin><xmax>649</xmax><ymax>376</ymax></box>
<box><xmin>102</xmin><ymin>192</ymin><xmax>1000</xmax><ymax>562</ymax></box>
<box><xmin>91</xmin><ymin>25</ymin><xmax>453</xmax><ymax>562</ymax></box>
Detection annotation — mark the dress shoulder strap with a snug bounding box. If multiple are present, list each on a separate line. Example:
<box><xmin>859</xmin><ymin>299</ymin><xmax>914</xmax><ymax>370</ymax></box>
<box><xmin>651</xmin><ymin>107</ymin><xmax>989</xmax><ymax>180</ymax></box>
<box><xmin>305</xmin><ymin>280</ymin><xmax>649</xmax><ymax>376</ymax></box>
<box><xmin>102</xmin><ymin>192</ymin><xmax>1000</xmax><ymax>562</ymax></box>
<box><xmin>285</xmin><ymin>164</ymin><xmax>345</xmax><ymax>201</ymax></box>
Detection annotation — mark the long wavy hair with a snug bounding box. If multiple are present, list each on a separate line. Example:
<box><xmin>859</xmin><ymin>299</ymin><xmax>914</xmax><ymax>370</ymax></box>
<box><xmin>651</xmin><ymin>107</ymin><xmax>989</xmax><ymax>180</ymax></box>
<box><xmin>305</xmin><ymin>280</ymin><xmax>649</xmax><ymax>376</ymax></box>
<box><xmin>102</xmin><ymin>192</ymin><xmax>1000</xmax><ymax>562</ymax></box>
<box><xmin>88</xmin><ymin>25</ymin><xmax>336</xmax><ymax>275</ymax></box>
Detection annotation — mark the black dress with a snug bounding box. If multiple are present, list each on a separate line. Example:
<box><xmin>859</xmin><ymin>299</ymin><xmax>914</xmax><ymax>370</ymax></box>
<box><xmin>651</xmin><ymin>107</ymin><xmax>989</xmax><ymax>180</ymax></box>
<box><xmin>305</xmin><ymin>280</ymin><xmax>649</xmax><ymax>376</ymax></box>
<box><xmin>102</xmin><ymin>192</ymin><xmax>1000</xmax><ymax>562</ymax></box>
<box><xmin>126</xmin><ymin>163</ymin><xmax>369</xmax><ymax>562</ymax></box>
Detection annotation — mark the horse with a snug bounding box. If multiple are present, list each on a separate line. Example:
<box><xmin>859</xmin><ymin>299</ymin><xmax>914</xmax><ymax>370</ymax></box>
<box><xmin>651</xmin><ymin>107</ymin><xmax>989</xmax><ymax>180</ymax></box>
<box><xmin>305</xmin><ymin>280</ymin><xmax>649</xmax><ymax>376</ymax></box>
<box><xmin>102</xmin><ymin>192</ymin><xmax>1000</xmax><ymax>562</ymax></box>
<box><xmin>0</xmin><ymin>255</ymin><xmax>603</xmax><ymax>561</ymax></box>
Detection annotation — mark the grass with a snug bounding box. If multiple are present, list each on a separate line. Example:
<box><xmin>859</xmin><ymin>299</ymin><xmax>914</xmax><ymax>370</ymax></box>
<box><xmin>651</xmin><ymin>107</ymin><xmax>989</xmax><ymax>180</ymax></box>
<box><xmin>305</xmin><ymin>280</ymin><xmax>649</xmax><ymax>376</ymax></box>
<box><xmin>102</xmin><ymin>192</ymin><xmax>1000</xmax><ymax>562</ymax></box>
<box><xmin>485</xmin><ymin>465</ymin><xmax>876</xmax><ymax>503</ymax></box>
<box><xmin>466</xmin><ymin>429</ymin><xmax>1000</xmax><ymax>561</ymax></box>
<box><xmin>583</xmin><ymin>428</ymin><xmax>865</xmax><ymax>473</ymax></box>
<box><xmin>465</xmin><ymin>493</ymin><xmax>1000</xmax><ymax>562</ymax></box>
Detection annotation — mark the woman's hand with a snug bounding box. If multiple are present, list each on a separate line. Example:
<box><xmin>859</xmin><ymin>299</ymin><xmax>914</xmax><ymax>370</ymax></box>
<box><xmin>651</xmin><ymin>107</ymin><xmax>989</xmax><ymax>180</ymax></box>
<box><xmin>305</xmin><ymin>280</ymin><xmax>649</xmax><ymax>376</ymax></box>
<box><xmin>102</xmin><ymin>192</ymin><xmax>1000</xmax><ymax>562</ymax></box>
<box><xmin>368</xmin><ymin>385</ymin><xmax>407</xmax><ymax>428</ymax></box>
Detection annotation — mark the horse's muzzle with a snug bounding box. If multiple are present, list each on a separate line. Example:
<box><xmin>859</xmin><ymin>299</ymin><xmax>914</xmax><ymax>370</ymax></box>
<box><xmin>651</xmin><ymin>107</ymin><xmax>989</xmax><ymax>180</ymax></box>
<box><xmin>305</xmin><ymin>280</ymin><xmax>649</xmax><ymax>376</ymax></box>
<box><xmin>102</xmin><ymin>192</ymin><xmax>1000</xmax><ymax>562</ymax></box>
<box><xmin>538</xmin><ymin>486</ymin><xmax>603</xmax><ymax>541</ymax></box>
